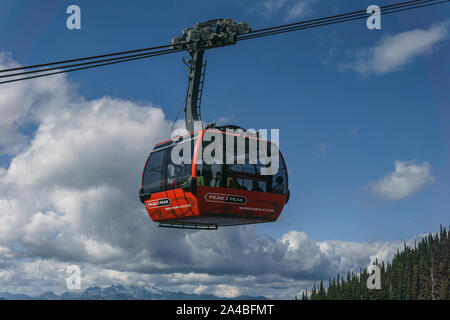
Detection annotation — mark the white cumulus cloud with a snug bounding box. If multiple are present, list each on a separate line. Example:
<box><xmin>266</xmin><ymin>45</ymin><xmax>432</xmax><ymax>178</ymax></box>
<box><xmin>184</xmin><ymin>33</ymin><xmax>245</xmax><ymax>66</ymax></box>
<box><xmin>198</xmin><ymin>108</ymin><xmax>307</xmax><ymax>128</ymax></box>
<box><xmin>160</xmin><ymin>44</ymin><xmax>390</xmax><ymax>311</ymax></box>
<box><xmin>214</xmin><ymin>284</ymin><xmax>241</xmax><ymax>298</ymax></box>
<box><xmin>370</xmin><ymin>160</ymin><xmax>435</xmax><ymax>201</ymax></box>
<box><xmin>252</xmin><ymin>0</ymin><xmax>316</xmax><ymax>21</ymax></box>
<box><xmin>340</xmin><ymin>20</ymin><xmax>449</xmax><ymax>75</ymax></box>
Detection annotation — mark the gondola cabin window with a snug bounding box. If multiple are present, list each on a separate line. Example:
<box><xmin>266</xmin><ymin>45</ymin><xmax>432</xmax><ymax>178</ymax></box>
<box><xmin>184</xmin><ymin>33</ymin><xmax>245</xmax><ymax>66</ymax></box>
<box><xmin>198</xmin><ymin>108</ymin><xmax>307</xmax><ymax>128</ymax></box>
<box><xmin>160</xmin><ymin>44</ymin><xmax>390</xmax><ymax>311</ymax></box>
<box><xmin>142</xmin><ymin>136</ymin><xmax>195</xmax><ymax>194</ymax></box>
<box><xmin>196</xmin><ymin>132</ymin><xmax>287</xmax><ymax>194</ymax></box>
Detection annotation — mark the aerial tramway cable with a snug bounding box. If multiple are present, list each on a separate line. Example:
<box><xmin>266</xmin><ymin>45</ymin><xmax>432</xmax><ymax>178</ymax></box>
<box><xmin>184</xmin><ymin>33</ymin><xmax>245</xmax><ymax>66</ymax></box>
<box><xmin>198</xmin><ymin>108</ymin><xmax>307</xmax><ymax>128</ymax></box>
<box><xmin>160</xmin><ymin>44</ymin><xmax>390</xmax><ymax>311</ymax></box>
<box><xmin>0</xmin><ymin>0</ymin><xmax>448</xmax><ymax>85</ymax></box>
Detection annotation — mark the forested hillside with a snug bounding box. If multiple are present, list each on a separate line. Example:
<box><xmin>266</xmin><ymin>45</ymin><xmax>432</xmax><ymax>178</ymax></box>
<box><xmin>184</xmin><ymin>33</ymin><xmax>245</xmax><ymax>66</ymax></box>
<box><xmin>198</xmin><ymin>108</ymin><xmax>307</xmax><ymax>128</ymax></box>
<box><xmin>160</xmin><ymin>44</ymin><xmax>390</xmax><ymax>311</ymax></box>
<box><xmin>301</xmin><ymin>226</ymin><xmax>449</xmax><ymax>300</ymax></box>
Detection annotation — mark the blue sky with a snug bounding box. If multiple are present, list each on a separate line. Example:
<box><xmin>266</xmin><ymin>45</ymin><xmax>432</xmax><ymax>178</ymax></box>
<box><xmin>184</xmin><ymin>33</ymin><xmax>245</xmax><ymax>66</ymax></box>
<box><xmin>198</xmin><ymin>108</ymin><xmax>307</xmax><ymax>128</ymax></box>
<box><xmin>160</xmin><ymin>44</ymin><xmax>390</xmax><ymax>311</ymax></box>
<box><xmin>0</xmin><ymin>0</ymin><xmax>449</xmax><ymax>298</ymax></box>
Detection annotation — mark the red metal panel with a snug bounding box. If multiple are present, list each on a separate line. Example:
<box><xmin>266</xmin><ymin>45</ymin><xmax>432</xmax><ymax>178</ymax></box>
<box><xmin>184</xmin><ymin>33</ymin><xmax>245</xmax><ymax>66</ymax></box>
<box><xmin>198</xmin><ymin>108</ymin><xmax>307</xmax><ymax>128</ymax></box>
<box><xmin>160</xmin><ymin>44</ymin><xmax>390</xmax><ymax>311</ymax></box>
<box><xmin>196</xmin><ymin>186</ymin><xmax>285</xmax><ymax>222</ymax></box>
<box><xmin>145</xmin><ymin>189</ymin><xmax>199</xmax><ymax>222</ymax></box>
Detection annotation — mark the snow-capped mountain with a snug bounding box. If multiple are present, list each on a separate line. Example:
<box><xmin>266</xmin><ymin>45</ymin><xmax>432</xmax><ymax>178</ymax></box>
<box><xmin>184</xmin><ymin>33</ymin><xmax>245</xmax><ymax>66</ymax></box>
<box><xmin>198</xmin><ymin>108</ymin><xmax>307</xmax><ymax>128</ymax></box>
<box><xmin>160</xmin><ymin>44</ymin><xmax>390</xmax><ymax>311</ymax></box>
<box><xmin>0</xmin><ymin>285</ymin><xmax>268</xmax><ymax>300</ymax></box>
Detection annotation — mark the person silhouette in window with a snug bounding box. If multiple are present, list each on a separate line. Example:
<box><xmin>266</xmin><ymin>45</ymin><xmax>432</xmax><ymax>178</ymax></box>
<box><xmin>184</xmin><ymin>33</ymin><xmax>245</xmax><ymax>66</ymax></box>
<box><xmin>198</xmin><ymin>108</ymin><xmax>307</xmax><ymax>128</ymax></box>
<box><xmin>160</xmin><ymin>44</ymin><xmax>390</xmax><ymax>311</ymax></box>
<box><xmin>226</xmin><ymin>176</ymin><xmax>238</xmax><ymax>189</ymax></box>
<box><xmin>215</xmin><ymin>172</ymin><xmax>222</xmax><ymax>187</ymax></box>
<box><xmin>251</xmin><ymin>180</ymin><xmax>263</xmax><ymax>192</ymax></box>
<box><xmin>273</xmin><ymin>176</ymin><xmax>285</xmax><ymax>194</ymax></box>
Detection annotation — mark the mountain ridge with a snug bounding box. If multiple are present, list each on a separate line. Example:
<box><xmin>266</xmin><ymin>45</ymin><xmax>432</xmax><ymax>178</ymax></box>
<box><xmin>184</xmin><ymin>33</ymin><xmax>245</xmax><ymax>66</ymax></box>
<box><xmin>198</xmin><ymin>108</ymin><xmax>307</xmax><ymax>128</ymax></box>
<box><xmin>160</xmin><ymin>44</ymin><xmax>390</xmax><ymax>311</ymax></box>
<box><xmin>0</xmin><ymin>284</ymin><xmax>268</xmax><ymax>300</ymax></box>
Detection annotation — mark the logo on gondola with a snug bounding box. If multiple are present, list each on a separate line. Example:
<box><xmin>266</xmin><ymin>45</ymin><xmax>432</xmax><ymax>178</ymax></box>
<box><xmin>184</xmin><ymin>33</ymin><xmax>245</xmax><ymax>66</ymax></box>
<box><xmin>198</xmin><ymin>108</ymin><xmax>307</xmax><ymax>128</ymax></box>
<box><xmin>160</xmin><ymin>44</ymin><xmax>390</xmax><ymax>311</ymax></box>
<box><xmin>146</xmin><ymin>198</ymin><xmax>171</xmax><ymax>209</ymax></box>
<box><xmin>204</xmin><ymin>193</ymin><xmax>247</xmax><ymax>204</ymax></box>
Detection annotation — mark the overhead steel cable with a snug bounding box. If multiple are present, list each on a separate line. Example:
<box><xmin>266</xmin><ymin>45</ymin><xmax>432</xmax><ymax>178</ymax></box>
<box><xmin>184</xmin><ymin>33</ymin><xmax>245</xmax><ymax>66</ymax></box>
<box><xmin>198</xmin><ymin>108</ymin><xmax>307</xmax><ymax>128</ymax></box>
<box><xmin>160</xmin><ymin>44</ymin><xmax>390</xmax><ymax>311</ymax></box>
<box><xmin>0</xmin><ymin>48</ymin><xmax>183</xmax><ymax>85</ymax></box>
<box><xmin>238</xmin><ymin>0</ymin><xmax>448</xmax><ymax>41</ymax></box>
<box><xmin>0</xmin><ymin>48</ymin><xmax>179</xmax><ymax>79</ymax></box>
<box><xmin>0</xmin><ymin>43</ymin><xmax>177</xmax><ymax>73</ymax></box>
<box><xmin>0</xmin><ymin>0</ymin><xmax>448</xmax><ymax>85</ymax></box>
<box><xmin>239</xmin><ymin>1</ymin><xmax>448</xmax><ymax>41</ymax></box>
<box><xmin>244</xmin><ymin>0</ymin><xmax>430</xmax><ymax>36</ymax></box>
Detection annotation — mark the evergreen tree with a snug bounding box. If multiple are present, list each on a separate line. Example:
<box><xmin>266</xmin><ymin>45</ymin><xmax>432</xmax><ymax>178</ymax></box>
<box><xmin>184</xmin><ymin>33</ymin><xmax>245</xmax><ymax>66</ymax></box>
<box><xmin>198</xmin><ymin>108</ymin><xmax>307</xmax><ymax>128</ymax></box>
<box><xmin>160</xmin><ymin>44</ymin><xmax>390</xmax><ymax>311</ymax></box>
<box><xmin>318</xmin><ymin>280</ymin><xmax>326</xmax><ymax>299</ymax></box>
<box><xmin>302</xmin><ymin>225</ymin><xmax>449</xmax><ymax>300</ymax></box>
<box><xmin>302</xmin><ymin>289</ymin><xmax>308</xmax><ymax>300</ymax></box>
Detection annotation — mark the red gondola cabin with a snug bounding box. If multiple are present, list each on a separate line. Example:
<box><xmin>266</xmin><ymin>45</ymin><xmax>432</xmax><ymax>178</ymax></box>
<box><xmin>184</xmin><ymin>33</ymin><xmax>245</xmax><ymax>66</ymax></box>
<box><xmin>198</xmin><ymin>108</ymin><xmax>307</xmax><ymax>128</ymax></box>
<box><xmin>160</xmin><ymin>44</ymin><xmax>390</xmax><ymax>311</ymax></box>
<box><xmin>139</xmin><ymin>127</ymin><xmax>289</xmax><ymax>229</ymax></box>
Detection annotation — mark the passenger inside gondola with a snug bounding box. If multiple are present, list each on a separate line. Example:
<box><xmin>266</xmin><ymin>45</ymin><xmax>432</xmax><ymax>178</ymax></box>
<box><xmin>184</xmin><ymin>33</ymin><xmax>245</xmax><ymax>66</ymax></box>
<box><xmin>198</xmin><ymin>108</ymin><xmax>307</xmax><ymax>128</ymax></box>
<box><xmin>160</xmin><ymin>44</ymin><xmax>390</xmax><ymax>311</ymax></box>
<box><xmin>226</xmin><ymin>176</ymin><xmax>239</xmax><ymax>189</ymax></box>
<box><xmin>251</xmin><ymin>180</ymin><xmax>263</xmax><ymax>192</ymax></box>
<box><xmin>215</xmin><ymin>172</ymin><xmax>222</xmax><ymax>187</ymax></box>
<box><xmin>273</xmin><ymin>176</ymin><xmax>285</xmax><ymax>194</ymax></box>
